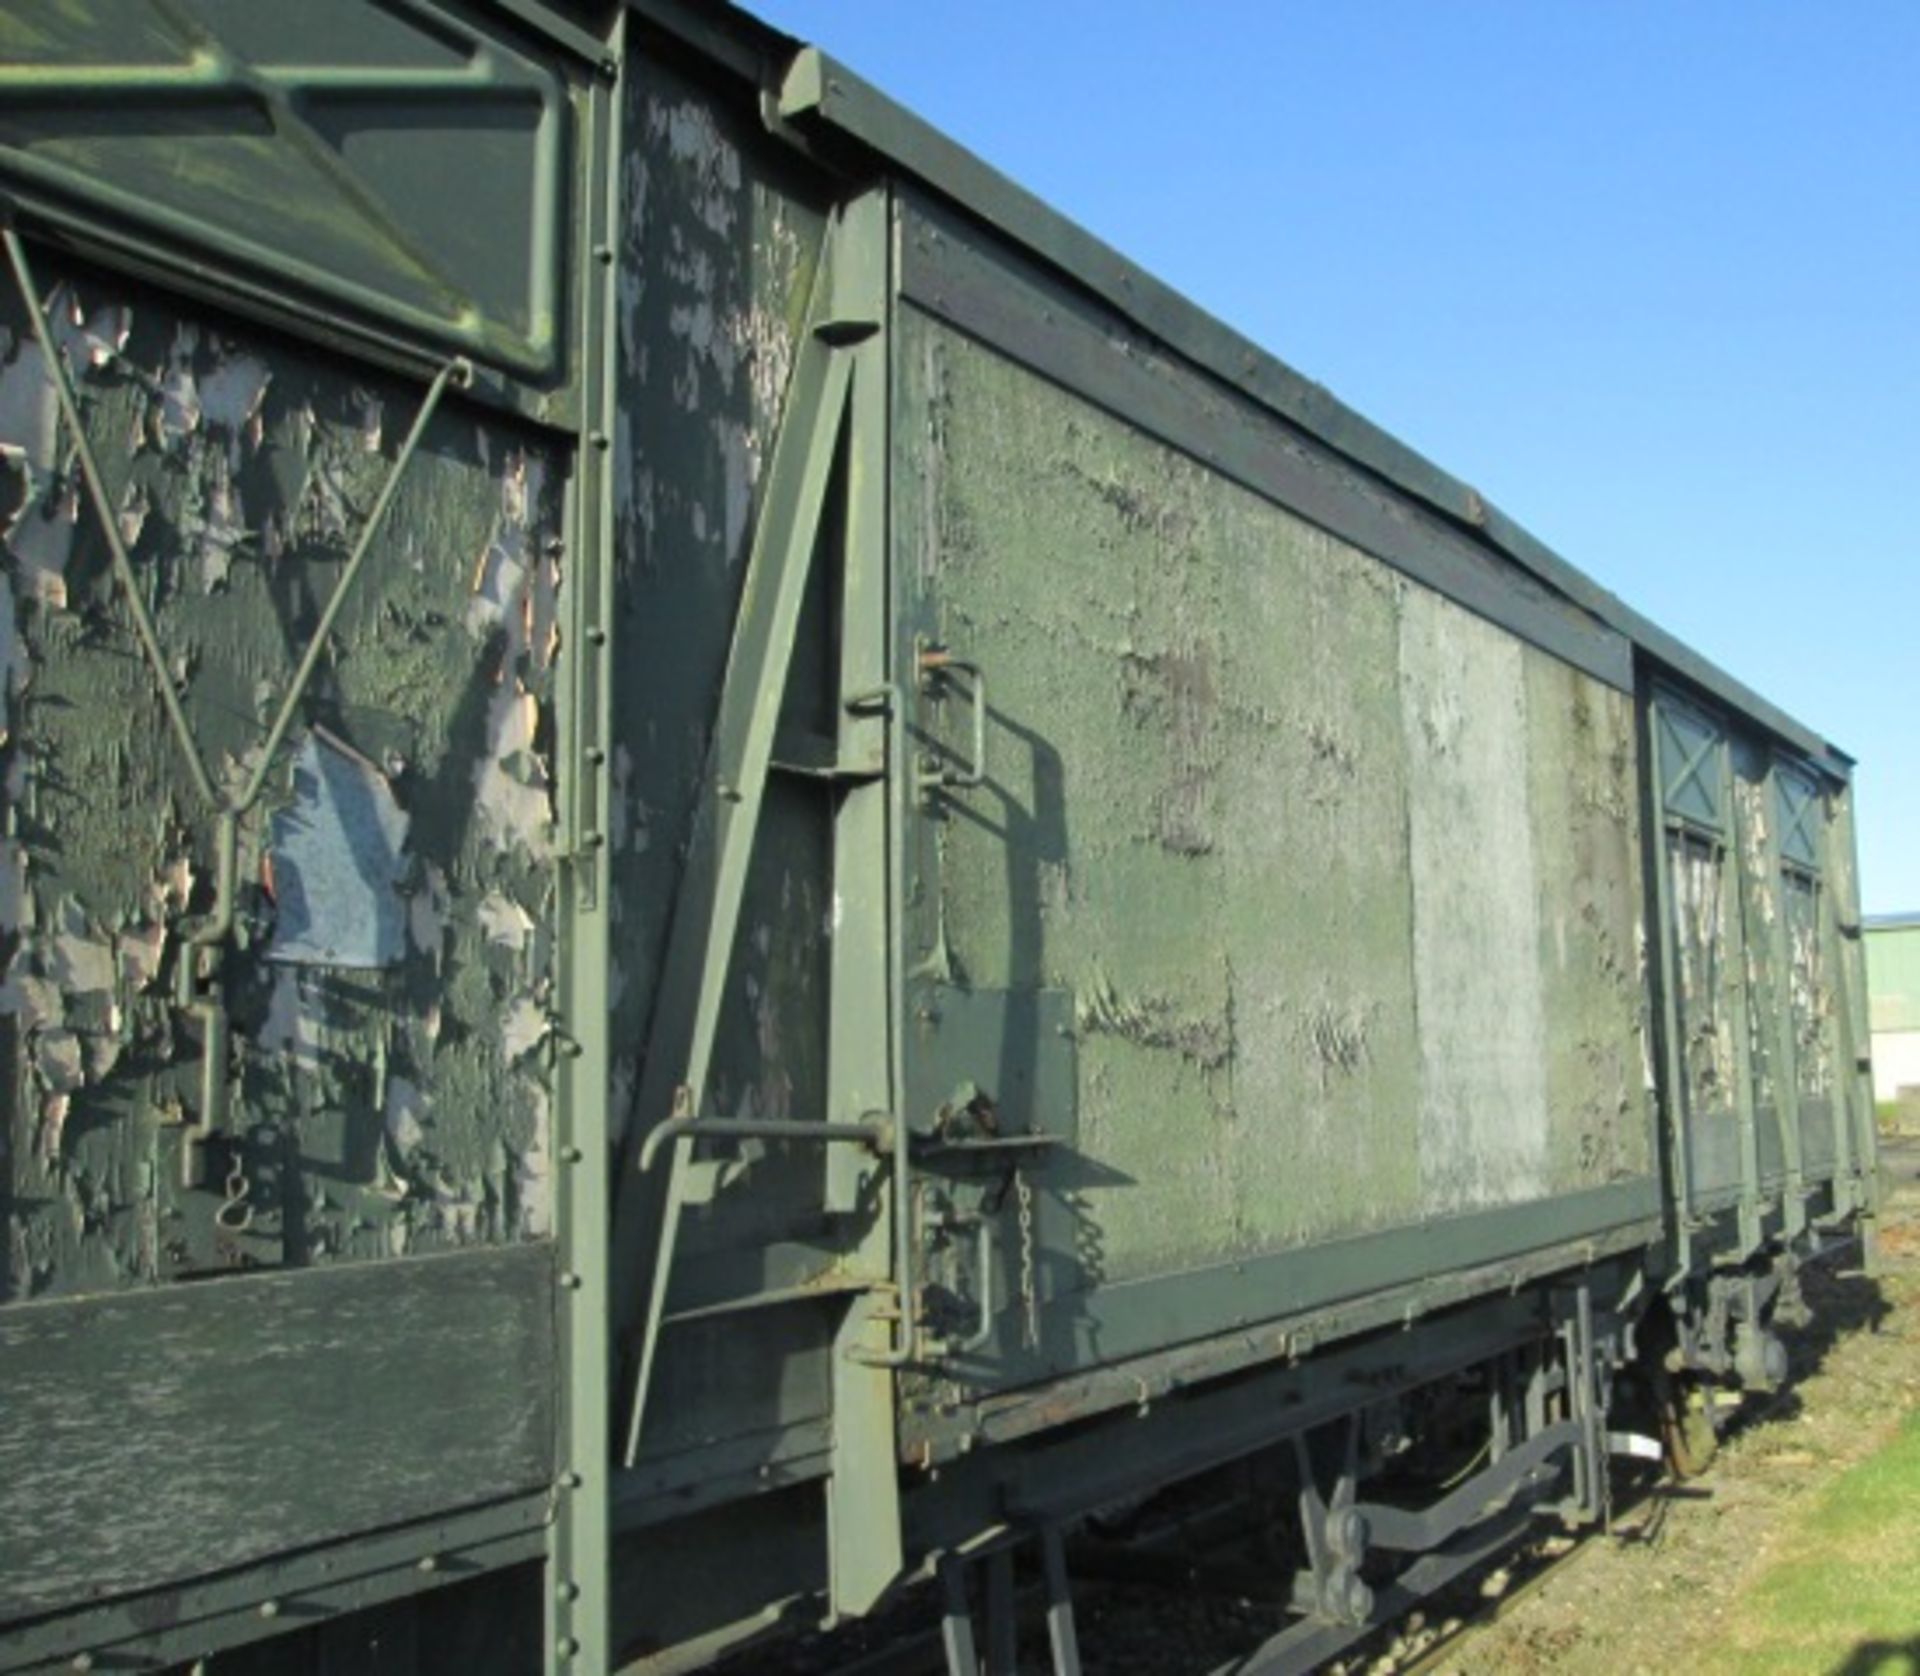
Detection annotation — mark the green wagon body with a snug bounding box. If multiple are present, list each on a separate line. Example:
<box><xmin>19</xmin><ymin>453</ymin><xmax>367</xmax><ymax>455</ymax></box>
<box><xmin>0</xmin><ymin>4</ymin><xmax>1877</xmax><ymax>1672</ymax></box>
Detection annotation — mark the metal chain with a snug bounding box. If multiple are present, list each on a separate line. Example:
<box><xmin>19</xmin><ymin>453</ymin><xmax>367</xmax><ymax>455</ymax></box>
<box><xmin>216</xmin><ymin>1155</ymin><xmax>253</xmax><ymax>1232</ymax></box>
<box><xmin>1016</xmin><ymin>1168</ymin><xmax>1040</xmax><ymax>1352</ymax></box>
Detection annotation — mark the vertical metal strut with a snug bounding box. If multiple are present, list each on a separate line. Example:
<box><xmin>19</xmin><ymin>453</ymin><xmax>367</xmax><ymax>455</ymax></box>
<box><xmin>546</xmin><ymin>23</ymin><xmax>623</xmax><ymax>1676</ymax></box>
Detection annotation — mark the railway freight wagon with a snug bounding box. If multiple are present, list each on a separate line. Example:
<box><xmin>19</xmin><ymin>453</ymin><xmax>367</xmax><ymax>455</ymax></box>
<box><xmin>0</xmin><ymin>3</ymin><xmax>1879</xmax><ymax>1673</ymax></box>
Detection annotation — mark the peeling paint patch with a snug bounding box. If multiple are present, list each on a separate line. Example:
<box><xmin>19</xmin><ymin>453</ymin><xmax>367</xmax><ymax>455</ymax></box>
<box><xmin>648</xmin><ymin>97</ymin><xmax>743</xmax><ymax>238</ymax></box>
<box><xmin>260</xmin><ymin>966</ymin><xmax>326</xmax><ymax>1069</ymax></box>
<box><xmin>50</xmin><ymin>922</ymin><xmax>114</xmax><ymax>994</ymax></box>
<box><xmin>478</xmin><ymin>891</ymin><xmax>535</xmax><ymax>951</ymax></box>
<box><xmin>468</xmin><ymin>452</ymin><xmax>556</xmax><ymax>858</ymax></box>
<box><xmin>116</xmin><ymin>921</ymin><xmax>166</xmax><ymax>993</ymax></box>
<box><xmin>407</xmin><ymin>862</ymin><xmax>450</xmax><ymax>962</ymax></box>
<box><xmin>474</xmin><ymin>684</ymin><xmax>551</xmax><ymax>857</ymax></box>
<box><xmin>0</xmin><ymin>335</ymin><xmax>59</xmax><ymax>477</ymax></box>
<box><xmin>501</xmin><ymin>996</ymin><xmax>548</xmax><ymax>1063</ymax></box>
<box><xmin>1077</xmin><ymin>972</ymin><xmax>1233</xmax><ymax>1072</ymax></box>
<box><xmin>267</xmin><ymin>733</ymin><xmax>410</xmax><ymax>968</ymax></box>
<box><xmin>0</xmin><ymin>842</ymin><xmax>26</xmax><ymax>936</ymax></box>
<box><xmin>1302</xmin><ymin>997</ymin><xmax>1372</xmax><ymax>1083</ymax></box>
<box><xmin>0</xmin><ymin>968</ymin><xmax>63</xmax><ymax>1031</ymax></box>
<box><xmin>178</xmin><ymin>451</ymin><xmax>249</xmax><ymax>592</ymax></box>
<box><xmin>719</xmin><ymin>419</ymin><xmax>754</xmax><ymax>566</ymax></box>
<box><xmin>5</xmin><ymin>483</ymin><xmax>77</xmax><ymax>607</ymax></box>
<box><xmin>1785</xmin><ymin>872</ymin><xmax>1833</xmax><ymax>1099</ymax></box>
<box><xmin>1670</xmin><ymin>831</ymin><xmax>1736</xmax><ymax>1113</ymax></box>
<box><xmin>1</xmin><ymin>255</ymin><xmax>561</xmax><ymax>1291</ymax></box>
<box><xmin>515</xmin><ymin>1098</ymin><xmax>551</xmax><ymax>1239</ymax></box>
<box><xmin>0</xmin><ymin>575</ymin><xmax>24</xmax><ymax>744</ymax></box>
<box><xmin>33</xmin><ymin>1029</ymin><xmax>85</xmax><ymax>1093</ymax></box>
<box><xmin>197</xmin><ymin>353</ymin><xmax>270</xmax><ymax>449</ymax></box>
<box><xmin>385</xmin><ymin>1074</ymin><xmax>428</xmax><ymax>1155</ymax></box>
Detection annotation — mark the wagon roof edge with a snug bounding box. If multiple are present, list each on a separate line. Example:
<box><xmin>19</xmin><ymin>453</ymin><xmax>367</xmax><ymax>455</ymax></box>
<box><xmin>632</xmin><ymin>0</ymin><xmax>1853</xmax><ymax>776</ymax></box>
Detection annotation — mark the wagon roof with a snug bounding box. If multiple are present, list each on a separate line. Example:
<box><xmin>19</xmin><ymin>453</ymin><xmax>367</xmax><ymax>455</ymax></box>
<box><xmin>641</xmin><ymin>0</ymin><xmax>1851</xmax><ymax>777</ymax></box>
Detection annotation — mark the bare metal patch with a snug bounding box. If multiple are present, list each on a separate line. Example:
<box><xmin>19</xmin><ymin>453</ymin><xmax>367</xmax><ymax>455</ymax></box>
<box><xmin>267</xmin><ymin>732</ymin><xmax>410</xmax><ymax>968</ymax></box>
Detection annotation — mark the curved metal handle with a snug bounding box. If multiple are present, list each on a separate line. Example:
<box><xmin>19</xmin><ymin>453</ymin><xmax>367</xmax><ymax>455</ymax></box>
<box><xmin>918</xmin><ymin>648</ymin><xmax>988</xmax><ymax>792</ymax></box>
<box><xmin>925</xmin><ymin>1214</ymin><xmax>996</xmax><ymax>1358</ymax></box>
<box><xmin>638</xmin><ymin>1114</ymin><xmax>891</xmax><ymax>1173</ymax></box>
<box><xmin>956</xmin><ymin>1214</ymin><xmax>998</xmax><ymax>1352</ymax></box>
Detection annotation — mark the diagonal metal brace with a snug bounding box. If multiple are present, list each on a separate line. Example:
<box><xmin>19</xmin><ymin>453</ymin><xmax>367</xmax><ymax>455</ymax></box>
<box><xmin>609</xmin><ymin>207</ymin><xmax>871</xmax><ymax>1466</ymax></box>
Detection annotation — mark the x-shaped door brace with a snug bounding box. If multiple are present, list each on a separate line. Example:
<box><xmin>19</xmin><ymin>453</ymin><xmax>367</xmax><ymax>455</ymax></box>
<box><xmin>1658</xmin><ymin>704</ymin><xmax>1723</xmax><ymax>831</ymax></box>
<box><xmin>1777</xmin><ymin>770</ymin><xmax>1822</xmax><ymax>868</ymax></box>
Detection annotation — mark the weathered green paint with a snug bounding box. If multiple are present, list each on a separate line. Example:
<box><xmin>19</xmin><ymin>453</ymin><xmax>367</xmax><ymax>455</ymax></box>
<box><xmin>893</xmin><ymin>303</ymin><xmax>1652</xmax><ymax>1327</ymax></box>
<box><xmin>0</xmin><ymin>5</ymin><xmax>1881</xmax><ymax>1673</ymax></box>
<box><xmin>3</xmin><ymin>1499</ymin><xmax>545</xmax><ymax>1676</ymax></box>
<box><xmin>820</xmin><ymin>186</ymin><xmax>906</xmax><ymax>1616</ymax></box>
<box><xmin>1648</xmin><ymin>678</ymin><xmax>1867</xmax><ymax>1271</ymax></box>
<box><xmin>1830</xmin><ymin>786</ymin><xmax>1878</xmax><ymax>1213</ymax></box>
<box><xmin>604</xmin><ymin>52</ymin><xmax>830</xmax><ymax>1232</ymax></box>
<box><xmin>1525</xmin><ymin>652</ymin><xmax>1656</xmax><ymax>1191</ymax></box>
<box><xmin>1756</xmin><ymin>755</ymin><xmax>1810</xmax><ymax>1229</ymax></box>
<box><xmin>1652</xmin><ymin>691</ymin><xmax>1743</xmax><ymax>1205</ymax></box>
<box><xmin>599</xmin><ymin>43</ymin><xmax>852</xmax><ymax>1533</ymax></box>
<box><xmin>1</xmin><ymin>253</ymin><xmax>559</xmax><ymax>1297</ymax></box>
<box><xmin>895</xmin><ymin>200</ymin><xmax>1632</xmax><ymax>695</ymax></box>
<box><xmin>615</xmin><ymin>262</ymin><xmax>854</xmax><ymax>1457</ymax></box>
<box><xmin>1866</xmin><ymin>919</ymin><xmax>1920</xmax><ymax>1034</ymax></box>
<box><xmin>0</xmin><ymin>1242</ymin><xmax>554</xmax><ymax>1616</ymax></box>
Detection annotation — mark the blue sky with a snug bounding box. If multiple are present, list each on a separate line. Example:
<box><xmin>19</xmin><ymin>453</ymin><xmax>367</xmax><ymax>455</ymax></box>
<box><xmin>748</xmin><ymin>0</ymin><xmax>1918</xmax><ymax>913</ymax></box>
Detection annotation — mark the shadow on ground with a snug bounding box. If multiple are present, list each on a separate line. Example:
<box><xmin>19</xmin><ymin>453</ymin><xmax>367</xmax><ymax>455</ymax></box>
<box><xmin>1831</xmin><ymin>1636</ymin><xmax>1920</xmax><ymax>1676</ymax></box>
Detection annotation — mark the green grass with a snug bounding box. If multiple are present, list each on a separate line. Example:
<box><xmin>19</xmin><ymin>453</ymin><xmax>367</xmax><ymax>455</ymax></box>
<box><xmin>1707</xmin><ymin>1408</ymin><xmax>1920</xmax><ymax>1675</ymax></box>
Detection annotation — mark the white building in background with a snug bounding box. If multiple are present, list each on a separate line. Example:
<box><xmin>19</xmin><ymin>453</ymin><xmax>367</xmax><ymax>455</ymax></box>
<box><xmin>1866</xmin><ymin>913</ymin><xmax>1920</xmax><ymax>1108</ymax></box>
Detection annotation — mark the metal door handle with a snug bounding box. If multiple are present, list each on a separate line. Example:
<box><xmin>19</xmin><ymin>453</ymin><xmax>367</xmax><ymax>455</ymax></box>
<box><xmin>957</xmin><ymin>1215</ymin><xmax>998</xmax><ymax>1351</ymax></box>
<box><xmin>918</xmin><ymin>647</ymin><xmax>988</xmax><ymax>791</ymax></box>
<box><xmin>927</xmin><ymin>1214</ymin><xmax>997</xmax><ymax>1357</ymax></box>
